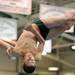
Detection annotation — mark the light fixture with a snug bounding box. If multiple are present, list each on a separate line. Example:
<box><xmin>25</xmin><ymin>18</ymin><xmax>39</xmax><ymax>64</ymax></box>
<box><xmin>71</xmin><ymin>45</ymin><xmax>75</xmax><ymax>50</ymax></box>
<box><xmin>48</xmin><ymin>67</ymin><xmax>59</xmax><ymax>71</ymax></box>
<box><xmin>10</xmin><ymin>56</ymin><xmax>17</xmax><ymax>60</ymax></box>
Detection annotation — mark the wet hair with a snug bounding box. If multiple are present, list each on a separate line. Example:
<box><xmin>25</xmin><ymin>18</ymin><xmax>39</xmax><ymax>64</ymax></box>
<box><xmin>23</xmin><ymin>64</ymin><xmax>36</xmax><ymax>73</ymax></box>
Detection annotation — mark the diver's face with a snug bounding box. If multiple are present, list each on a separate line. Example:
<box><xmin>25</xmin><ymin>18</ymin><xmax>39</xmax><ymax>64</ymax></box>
<box><xmin>24</xmin><ymin>52</ymin><xmax>36</xmax><ymax>66</ymax></box>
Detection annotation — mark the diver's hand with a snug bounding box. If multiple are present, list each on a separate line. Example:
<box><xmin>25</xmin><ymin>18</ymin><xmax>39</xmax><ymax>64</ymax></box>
<box><xmin>6</xmin><ymin>46</ymin><xmax>14</xmax><ymax>55</ymax></box>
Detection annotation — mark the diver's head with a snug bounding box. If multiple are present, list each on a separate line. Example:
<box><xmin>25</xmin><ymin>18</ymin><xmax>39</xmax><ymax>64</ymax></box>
<box><xmin>23</xmin><ymin>52</ymin><xmax>36</xmax><ymax>73</ymax></box>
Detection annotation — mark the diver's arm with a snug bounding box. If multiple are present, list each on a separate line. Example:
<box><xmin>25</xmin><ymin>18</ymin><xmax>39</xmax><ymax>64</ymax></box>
<box><xmin>31</xmin><ymin>24</ymin><xmax>45</xmax><ymax>51</ymax></box>
<box><xmin>0</xmin><ymin>39</ymin><xmax>15</xmax><ymax>55</ymax></box>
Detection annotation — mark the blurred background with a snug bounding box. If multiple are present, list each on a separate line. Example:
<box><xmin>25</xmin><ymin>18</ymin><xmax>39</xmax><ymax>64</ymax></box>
<box><xmin>0</xmin><ymin>0</ymin><xmax>75</xmax><ymax>75</ymax></box>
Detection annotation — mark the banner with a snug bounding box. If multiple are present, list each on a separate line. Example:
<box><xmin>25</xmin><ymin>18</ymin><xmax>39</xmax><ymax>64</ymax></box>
<box><xmin>40</xmin><ymin>4</ymin><xmax>75</xmax><ymax>18</ymax></box>
<box><xmin>40</xmin><ymin>4</ymin><xmax>74</xmax><ymax>33</ymax></box>
<box><xmin>0</xmin><ymin>18</ymin><xmax>17</xmax><ymax>41</ymax></box>
<box><xmin>0</xmin><ymin>0</ymin><xmax>32</xmax><ymax>15</ymax></box>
